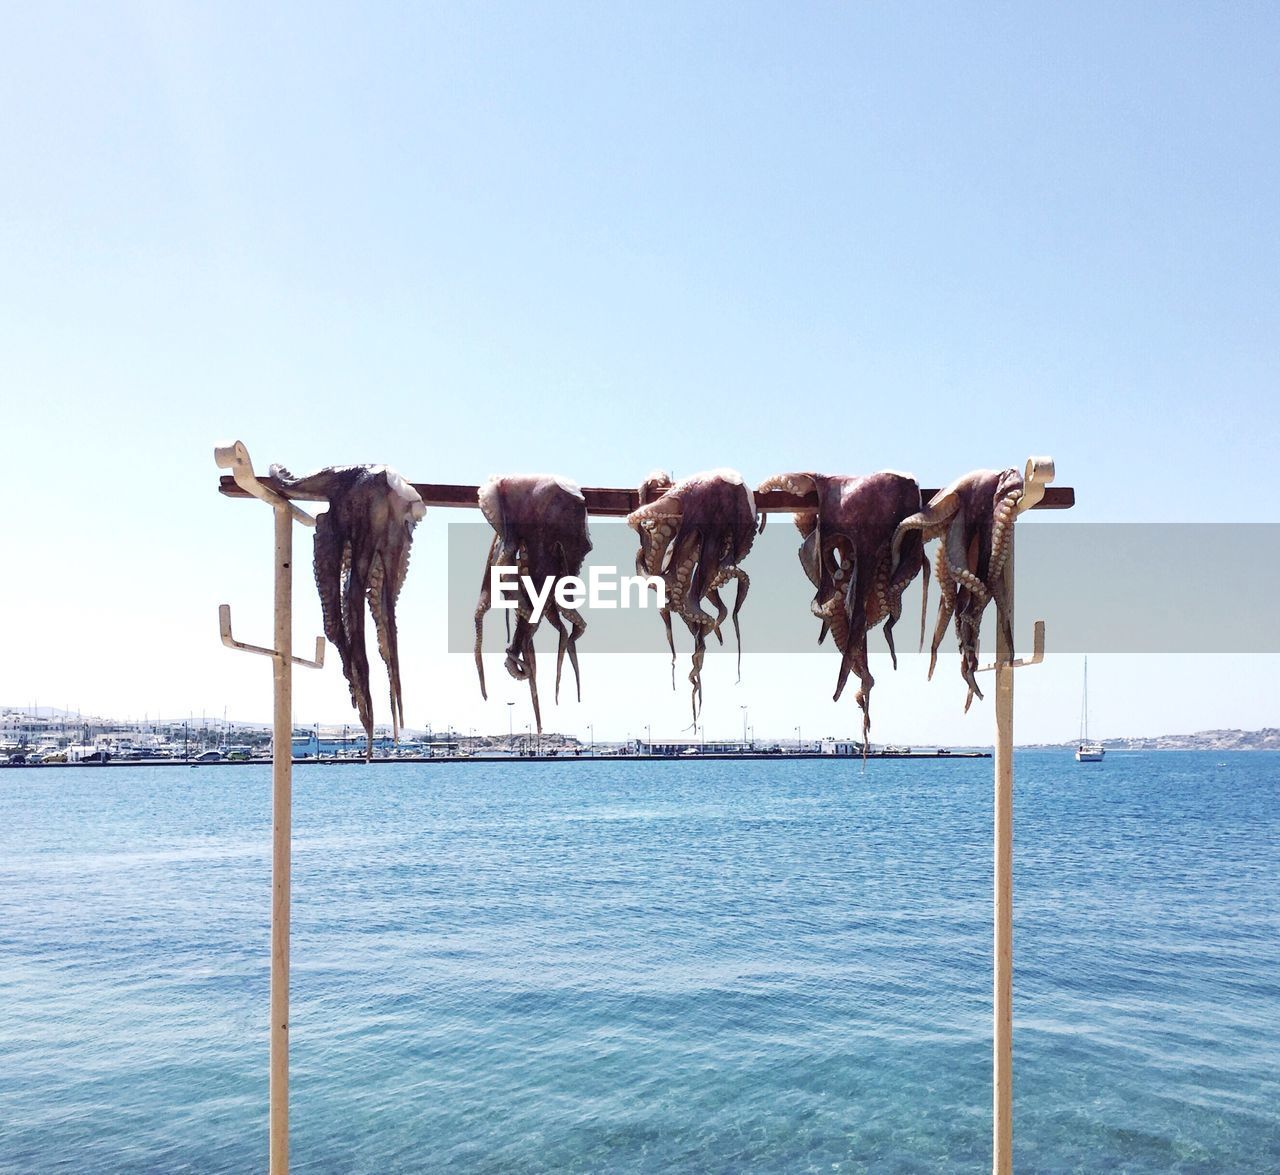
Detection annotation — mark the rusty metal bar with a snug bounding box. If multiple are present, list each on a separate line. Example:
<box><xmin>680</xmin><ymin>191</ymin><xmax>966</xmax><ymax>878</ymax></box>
<box><xmin>219</xmin><ymin>476</ymin><xmax>1075</xmax><ymax>515</ymax></box>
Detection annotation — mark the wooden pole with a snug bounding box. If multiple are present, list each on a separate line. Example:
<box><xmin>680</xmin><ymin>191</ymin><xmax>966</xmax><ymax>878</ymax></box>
<box><xmin>270</xmin><ymin>502</ymin><xmax>293</xmax><ymax>1175</ymax></box>
<box><xmin>214</xmin><ymin>441</ymin><xmax>327</xmax><ymax>1175</ymax></box>
<box><xmin>993</xmin><ymin>532</ymin><xmax>1015</xmax><ymax>1175</ymax></box>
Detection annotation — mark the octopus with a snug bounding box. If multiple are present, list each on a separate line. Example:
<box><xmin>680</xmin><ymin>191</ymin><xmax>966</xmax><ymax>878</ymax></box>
<box><xmin>890</xmin><ymin>468</ymin><xmax>1024</xmax><ymax>710</ymax></box>
<box><xmin>627</xmin><ymin>469</ymin><xmax>757</xmax><ymax>720</ymax></box>
<box><xmin>473</xmin><ymin>475</ymin><xmax>592</xmax><ymax>734</ymax></box>
<box><xmin>757</xmin><ymin>471</ymin><xmax>928</xmax><ymax>747</ymax></box>
<box><xmin>270</xmin><ymin>463</ymin><xmax>425</xmax><ymax>756</ymax></box>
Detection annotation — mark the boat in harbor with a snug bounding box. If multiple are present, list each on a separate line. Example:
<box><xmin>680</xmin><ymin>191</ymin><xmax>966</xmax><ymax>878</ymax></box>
<box><xmin>1075</xmin><ymin>658</ymin><xmax>1105</xmax><ymax>762</ymax></box>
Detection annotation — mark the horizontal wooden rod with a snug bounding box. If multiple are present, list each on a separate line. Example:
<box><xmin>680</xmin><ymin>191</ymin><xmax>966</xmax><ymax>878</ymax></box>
<box><xmin>218</xmin><ymin>477</ymin><xmax>1075</xmax><ymax>515</ymax></box>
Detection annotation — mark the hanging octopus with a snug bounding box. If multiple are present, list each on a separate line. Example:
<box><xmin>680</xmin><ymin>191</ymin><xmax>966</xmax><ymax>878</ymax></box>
<box><xmin>757</xmin><ymin>471</ymin><xmax>928</xmax><ymax>748</ymax></box>
<box><xmin>270</xmin><ymin>463</ymin><xmax>425</xmax><ymax>757</ymax></box>
<box><xmin>891</xmin><ymin>467</ymin><xmax>1024</xmax><ymax>710</ymax></box>
<box><xmin>627</xmin><ymin>469</ymin><xmax>757</xmax><ymax>720</ymax></box>
<box><xmin>473</xmin><ymin>475</ymin><xmax>592</xmax><ymax>734</ymax></box>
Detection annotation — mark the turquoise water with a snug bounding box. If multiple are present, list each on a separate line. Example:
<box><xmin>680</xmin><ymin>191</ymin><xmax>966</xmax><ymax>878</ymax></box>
<box><xmin>0</xmin><ymin>752</ymin><xmax>1276</xmax><ymax>1172</ymax></box>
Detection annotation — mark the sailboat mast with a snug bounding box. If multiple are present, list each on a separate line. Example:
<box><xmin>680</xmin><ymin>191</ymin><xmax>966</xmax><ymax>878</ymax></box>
<box><xmin>1080</xmin><ymin>657</ymin><xmax>1089</xmax><ymax>742</ymax></box>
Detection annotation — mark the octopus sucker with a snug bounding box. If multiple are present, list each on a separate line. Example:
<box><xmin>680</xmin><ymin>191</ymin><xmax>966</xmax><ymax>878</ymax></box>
<box><xmin>892</xmin><ymin>467</ymin><xmax>1024</xmax><ymax>707</ymax></box>
<box><xmin>627</xmin><ymin>469</ymin><xmax>757</xmax><ymax>721</ymax></box>
<box><xmin>762</xmin><ymin>470</ymin><xmax>926</xmax><ymax>753</ymax></box>
<box><xmin>473</xmin><ymin>474</ymin><xmax>592</xmax><ymax>733</ymax></box>
<box><xmin>271</xmin><ymin>462</ymin><xmax>425</xmax><ymax>758</ymax></box>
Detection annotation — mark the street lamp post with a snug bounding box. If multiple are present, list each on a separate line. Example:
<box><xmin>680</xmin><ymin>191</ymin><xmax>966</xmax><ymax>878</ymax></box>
<box><xmin>644</xmin><ymin>724</ymin><xmax>651</xmax><ymax>756</ymax></box>
<box><xmin>740</xmin><ymin>705</ymin><xmax>748</xmax><ymax>748</ymax></box>
<box><xmin>588</xmin><ymin>724</ymin><xmax>594</xmax><ymax>756</ymax></box>
<box><xmin>795</xmin><ymin>724</ymin><xmax>801</xmax><ymax>754</ymax></box>
<box><xmin>507</xmin><ymin>701</ymin><xmax>515</xmax><ymax>746</ymax></box>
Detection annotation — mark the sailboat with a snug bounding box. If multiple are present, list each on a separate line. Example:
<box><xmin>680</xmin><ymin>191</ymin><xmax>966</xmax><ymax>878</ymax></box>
<box><xmin>1075</xmin><ymin>657</ymin><xmax>1105</xmax><ymax>762</ymax></box>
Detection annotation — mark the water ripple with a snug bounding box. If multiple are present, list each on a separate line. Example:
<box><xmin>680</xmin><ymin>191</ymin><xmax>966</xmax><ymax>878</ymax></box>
<box><xmin>0</xmin><ymin>753</ymin><xmax>1276</xmax><ymax>1171</ymax></box>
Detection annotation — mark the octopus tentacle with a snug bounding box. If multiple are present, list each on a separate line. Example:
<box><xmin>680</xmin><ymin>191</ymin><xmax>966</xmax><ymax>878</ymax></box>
<box><xmin>945</xmin><ymin>513</ymin><xmax>990</xmax><ymax>611</ymax></box>
<box><xmin>990</xmin><ymin>572</ymin><xmax>1014</xmax><ymax>665</ymax></box>
<box><xmin>917</xmin><ymin>555</ymin><xmax>931</xmax><ymax>653</ymax></box>
<box><xmin>366</xmin><ymin>556</ymin><xmax>402</xmax><ymax>739</ymax></box>
<box><xmin>989</xmin><ymin>494</ymin><xmax>1018</xmax><ymax>583</ymax></box>
<box><xmin>756</xmin><ymin>472</ymin><xmax>817</xmax><ymax>497</ymax></box>
<box><xmin>757</xmin><ymin>471</ymin><xmax>815</xmax><ymax>544</ymax></box>
<box><xmin>343</xmin><ymin>541</ymin><xmax>375</xmax><ymax>750</ymax></box>
<box><xmin>522</xmin><ymin>625</ymin><xmax>541</xmax><ymax>733</ymax></box>
<box><xmin>671</xmin><ymin>543</ymin><xmax>717</xmax><ymax>634</ymax></box>
<box><xmin>474</xmin><ymin>535</ymin><xmax>499</xmax><ymax>701</ymax></box>
<box><xmin>706</xmin><ymin>587</ymin><xmax>729</xmax><ymax>644</ymax></box>
<box><xmin>890</xmin><ymin>488</ymin><xmax>960</xmax><ymax>572</ymax></box>
<box><xmin>962</xmin><ymin>646</ymin><xmax>984</xmax><ymax>708</ymax></box>
<box><xmin>798</xmin><ymin>523</ymin><xmax>822</xmax><ymax>589</ymax></box>
<box><xmin>883</xmin><ymin>527</ymin><xmax>927</xmax><ymax>663</ymax></box>
<box><xmin>312</xmin><ymin>512</ymin><xmax>347</xmax><ymax>666</ymax></box>
<box><xmin>629</xmin><ymin>498</ymin><xmax>683</xmax><ymax>528</ymax></box>
<box><xmin>562</xmin><ymin>606</ymin><xmax>587</xmax><ymax>703</ymax></box>
<box><xmin>542</xmin><ymin>600</ymin><xmax>585</xmax><ymax>707</ymax></box>
<box><xmin>710</xmin><ymin>565</ymin><xmax>750</xmax><ymax>681</ymax></box>
<box><xmin>688</xmin><ymin>630</ymin><xmax>707</xmax><ymax>720</ymax></box>
<box><xmin>544</xmin><ymin>539</ymin><xmax>586</xmax><ymax>706</ymax></box>
<box><xmin>660</xmin><ymin>605</ymin><xmax>677</xmax><ymax>688</ymax></box>
<box><xmin>542</xmin><ymin>602</ymin><xmax>569</xmax><ymax>704</ymax></box>
<box><xmin>833</xmin><ymin>552</ymin><xmax>869</xmax><ymax>709</ymax></box>
<box><xmin>827</xmin><ymin>606</ymin><xmax>851</xmax><ymax>697</ymax></box>
<box><xmin>928</xmin><ymin>542</ymin><xmax>955</xmax><ymax>680</ymax></box>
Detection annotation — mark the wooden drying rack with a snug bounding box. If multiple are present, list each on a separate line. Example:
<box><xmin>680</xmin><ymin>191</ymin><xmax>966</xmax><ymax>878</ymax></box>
<box><xmin>216</xmin><ymin>440</ymin><xmax>1072</xmax><ymax>1175</ymax></box>
<box><xmin>219</xmin><ymin>473</ymin><xmax>1076</xmax><ymax>515</ymax></box>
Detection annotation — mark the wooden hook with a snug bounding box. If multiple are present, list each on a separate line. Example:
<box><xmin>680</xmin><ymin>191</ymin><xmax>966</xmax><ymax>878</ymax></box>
<box><xmin>214</xmin><ymin>439</ymin><xmax>318</xmax><ymax>528</ymax></box>
<box><xmin>976</xmin><ymin>619</ymin><xmax>1045</xmax><ymax>673</ymax></box>
<box><xmin>1016</xmin><ymin>456</ymin><xmax>1056</xmax><ymax>515</ymax></box>
<box><xmin>219</xmin><ymin>604</ymin><xmax>325</xmax><ymax>669</ymax></box>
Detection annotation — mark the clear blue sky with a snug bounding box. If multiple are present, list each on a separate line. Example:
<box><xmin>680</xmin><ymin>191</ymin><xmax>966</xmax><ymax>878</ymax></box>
<box><xmin>2</xmin><ymin>3</ymin><xmax>1276</xmax><ymax>742</ymax></box>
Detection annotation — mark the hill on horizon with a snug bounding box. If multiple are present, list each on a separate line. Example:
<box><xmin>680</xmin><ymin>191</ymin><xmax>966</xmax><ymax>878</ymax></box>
<box><xmin>1026</xmin><ymin>727</ymin><xmax>1280</xmax><ymax>751</ymax></box>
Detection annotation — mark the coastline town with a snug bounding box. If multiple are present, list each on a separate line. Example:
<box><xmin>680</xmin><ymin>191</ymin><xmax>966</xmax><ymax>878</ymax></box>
<box><xmin>0</xmin><ymin>708</ymin><xmax>974</xmax><ymax>765</ymax></box>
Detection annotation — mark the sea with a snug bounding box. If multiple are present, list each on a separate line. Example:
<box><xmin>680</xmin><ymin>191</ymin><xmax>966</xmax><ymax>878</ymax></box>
<box><xmin>0</xmin><ymin>751</ymin><xmax>1276</xmax><ymax>1173</ymax></box>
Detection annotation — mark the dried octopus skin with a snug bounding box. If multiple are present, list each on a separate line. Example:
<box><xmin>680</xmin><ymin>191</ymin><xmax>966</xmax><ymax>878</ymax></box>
<box><xmin>271</xmin><ymin>463</ymin><xmax>424</xmax><ymax>757</ymax></box>
<box><xmin>891</xmin><ymin>468</ymin><xmax>1024</xmax><ymax>708</ymax></box>
<box><xmin>759</xmin><ymin>470</ymin><xmax>926</xmax><ymax>750</ymax></box>
<box><xmin>627</xmin><ymin>469</ymin><xmax>757</xmax><ymax>720</ymax></box>
<box><xmin>473</xmin><ymin>475</ymin><xmax>592</xmax><ymax>733</ymax></box>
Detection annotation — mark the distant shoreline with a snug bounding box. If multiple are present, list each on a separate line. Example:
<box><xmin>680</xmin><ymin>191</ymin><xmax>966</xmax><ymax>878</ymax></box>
<box><xmin>3</xmin><ymin>749</ymin><xmax>993</xmax><ymax>769</ymax></box>
<box><xmin>7</xmin><ymin>745</ymin><xmax>1278</xmax><ymax>769</ymax></box>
